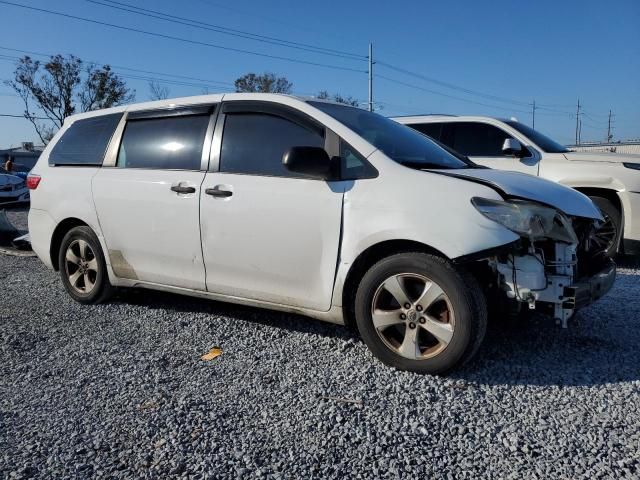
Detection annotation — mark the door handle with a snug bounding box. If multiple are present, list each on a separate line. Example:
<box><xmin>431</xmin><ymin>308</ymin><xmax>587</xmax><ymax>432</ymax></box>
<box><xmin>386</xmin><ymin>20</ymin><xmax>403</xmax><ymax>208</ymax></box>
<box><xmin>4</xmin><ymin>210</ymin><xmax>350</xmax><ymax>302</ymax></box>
<box><xmin>205</xmin><ymin>188</ymin><xmax>233</xmax><ymax>198</ymax></box>
<box><xmin>171</xmin><ymin>185</ymin><xmax>196</xmax><ymax>194</ymax></box>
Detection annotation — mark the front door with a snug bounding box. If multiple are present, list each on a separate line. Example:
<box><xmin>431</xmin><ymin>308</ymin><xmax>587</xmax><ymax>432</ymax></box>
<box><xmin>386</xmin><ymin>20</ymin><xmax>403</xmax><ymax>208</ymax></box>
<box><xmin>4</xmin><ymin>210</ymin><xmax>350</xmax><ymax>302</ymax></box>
<box><xmin>200</xmin><ymin>106</ymin><xmax>344</xmax><ymax>311</ymax></box>
<box><xmin>93</xmin><ymin>111</ymin><xmax>212</xmax><ymax>290</ymax></box>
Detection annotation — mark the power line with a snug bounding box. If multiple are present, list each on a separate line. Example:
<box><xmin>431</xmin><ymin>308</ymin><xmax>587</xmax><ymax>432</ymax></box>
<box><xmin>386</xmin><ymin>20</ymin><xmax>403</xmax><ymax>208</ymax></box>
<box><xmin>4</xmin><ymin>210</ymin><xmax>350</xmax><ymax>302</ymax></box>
<box><xmin>0</xmin><ymin>113</ymin><xmax>51</xmax><ymax>120</ymax></box>
<box><xmin>0</xmin><ymin>54</ymin><xmax>235</xmax><ymax>93</ymax></box>
<box><xmin>82</xmin><ymin>0</ymin><xmax>366</xmax><ymax>61</ymax></box>
<box><xmin>376</xmin><ymin>60</ymin><xmax>613</xmax><ymax>119</ymax></box>
<box><xmin>0</xmin><ymin>1</ymin><xmax>367</xmax><ymax>74</ymax></box>
<box><xmin>378</xmin><ymin>61</ymin><xmax>533</xmax><ymax>107</ymax></box>
<box><xmin>581</xmin><ymin>112</ymin><xmax>609</xmax><ymax>124</ymax></box>
<box><xmin>0</xmin><ymin>46</ymin><xmax>235</xmax><ymax>89</ymax></box>
<box><xmin>375</xmin><ymin>74</ymin><xmax>532</xmax><ymax>115</ymax></box>
<box><xmin>191</xmin><ymin>0</ymin><xmax>349</xmax><ymax>44</ymax></box>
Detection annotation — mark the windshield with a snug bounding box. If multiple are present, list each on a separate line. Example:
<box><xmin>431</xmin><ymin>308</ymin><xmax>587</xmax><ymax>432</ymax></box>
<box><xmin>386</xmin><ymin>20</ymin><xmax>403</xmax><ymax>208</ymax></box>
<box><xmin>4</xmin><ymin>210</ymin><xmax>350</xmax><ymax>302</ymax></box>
<box><xmin>504</xmin><ymin>121</ymin><xmax>569</xmax><ymax>153</ymax></box>
<box><xmin>309</xmin><ymin>102</ymin><xmax>472</xmax><ymax>170</ymax></box>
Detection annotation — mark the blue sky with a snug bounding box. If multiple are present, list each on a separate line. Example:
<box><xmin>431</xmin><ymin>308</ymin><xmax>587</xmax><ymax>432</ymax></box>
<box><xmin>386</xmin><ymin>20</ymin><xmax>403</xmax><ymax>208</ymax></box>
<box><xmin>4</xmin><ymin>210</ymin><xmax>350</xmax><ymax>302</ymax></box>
<box><xmin>0</xmin><ymin>0</ymin><xmax>638</xmax><ymax>147</ymax></box>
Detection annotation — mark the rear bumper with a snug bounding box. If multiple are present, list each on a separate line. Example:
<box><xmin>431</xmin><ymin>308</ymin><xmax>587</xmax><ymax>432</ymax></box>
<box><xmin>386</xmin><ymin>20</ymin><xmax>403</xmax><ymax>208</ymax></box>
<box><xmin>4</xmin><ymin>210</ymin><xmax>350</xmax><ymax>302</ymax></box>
<box><xmin>563</xmin><ymin>260</ymin><xmax>616</xmax><ymax>310</ymax></box>
<box><xmin>28</xmin><ymin>208</ymin><xmax>56</xmax><ymax>269</ymax></box>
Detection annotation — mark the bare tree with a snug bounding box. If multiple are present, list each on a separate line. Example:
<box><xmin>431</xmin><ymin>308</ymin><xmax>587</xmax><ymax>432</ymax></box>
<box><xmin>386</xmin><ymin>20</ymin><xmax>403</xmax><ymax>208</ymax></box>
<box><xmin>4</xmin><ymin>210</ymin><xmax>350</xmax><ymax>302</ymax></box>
<box><xmin>234</xmin><ymin>72</ymin><xmax>292</xmax><ymax>93</ymax></box>
<box><xmin>5</xmin><ymin>55</ymin><xmax>134</xmax><ymax>143</ymax></box>
<box><xmin>148</xmin><ymin>80</ymin><xmax>170</xmax><ymax>101</ymax></box>
<box><xmin>317</xmin><ymin>90</ymin><xmax>360</xmax><ymax>107</ymax></box>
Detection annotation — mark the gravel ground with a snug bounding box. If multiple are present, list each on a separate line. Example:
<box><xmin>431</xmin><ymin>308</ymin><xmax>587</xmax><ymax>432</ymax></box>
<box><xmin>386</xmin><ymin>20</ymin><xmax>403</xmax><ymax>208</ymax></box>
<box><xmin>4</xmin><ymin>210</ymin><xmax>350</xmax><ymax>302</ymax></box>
<box><xmin>1</xmin><ymin>252</ymin><xmax>639</xmax><ymax>479</ymax></box>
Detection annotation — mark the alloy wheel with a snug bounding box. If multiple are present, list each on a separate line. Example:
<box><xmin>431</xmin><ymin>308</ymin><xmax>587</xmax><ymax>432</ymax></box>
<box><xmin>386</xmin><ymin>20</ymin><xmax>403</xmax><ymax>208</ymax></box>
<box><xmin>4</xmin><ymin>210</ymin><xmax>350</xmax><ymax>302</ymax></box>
<box><xmin>371</xmin><ymin>273</ymin><xmax>455</xmax><ymax>360</ymax></box>
<box><xmin>592</xmin><ymin>211</ymin><xmax>617</xmax><ymax>253</ymax></box>
<box><xmin>64</xmin><ymin>239</ymin><xmax>99</xmax><ymax>294</ymax></box>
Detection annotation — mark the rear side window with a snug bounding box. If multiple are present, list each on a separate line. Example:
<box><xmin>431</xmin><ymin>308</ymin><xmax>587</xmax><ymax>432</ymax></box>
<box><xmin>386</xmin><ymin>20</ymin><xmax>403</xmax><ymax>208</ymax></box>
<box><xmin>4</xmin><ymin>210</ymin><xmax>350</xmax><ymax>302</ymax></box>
<box><xmin>117</xmin><ymin>115</ymin><xmax>210</xmax><ymax>170</ymax></box>
<box><xmin>450</xmin><ymin>122</ymin><xmax>510</xmax><ymax>156</ymax></box>
<box><xmin>49</xmin><ymin>113</ymin><xmax>122</xmax><ymax>166</ymax></box>
<box><xmin>220</xmin><ymin>113</ymin><xmax>324</xmax><ymax>177</ymax></box>
<box><xmin>410</xmin><ymin>122</ymin><xmax>443</xmax><ymax>141</ymax></box>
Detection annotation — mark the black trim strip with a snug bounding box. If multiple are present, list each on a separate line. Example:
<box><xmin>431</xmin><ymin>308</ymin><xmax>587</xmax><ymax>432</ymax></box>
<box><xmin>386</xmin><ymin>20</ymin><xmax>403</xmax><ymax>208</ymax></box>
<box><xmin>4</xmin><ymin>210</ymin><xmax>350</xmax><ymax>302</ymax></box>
<box><xmin>128</xmin><ymin>104</ymin><xmax>216</xmax><ymax>120</ymax></box>
<box><xmin>222</xmin><ymin>101</ymin><xmax>324</xmax><ymax>137</ymax></box>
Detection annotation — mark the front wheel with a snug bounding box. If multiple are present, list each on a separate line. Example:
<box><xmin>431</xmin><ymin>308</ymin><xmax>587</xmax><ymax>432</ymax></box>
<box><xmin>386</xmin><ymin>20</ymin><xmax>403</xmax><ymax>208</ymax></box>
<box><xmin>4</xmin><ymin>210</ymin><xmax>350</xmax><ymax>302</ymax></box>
<box><xmin>354</xmin><ymin>252</ymin><xmax>487</xmax><ymax>375</ymax></box>
<box><xmin>58</xmin><ymin>226</ymin><xmax>114</xmax><ymax>304</ymax></box>
<box><xmin>590</xmin><ymin>196</ymin><xmax>622</xmax><ymax>257</ymax></box>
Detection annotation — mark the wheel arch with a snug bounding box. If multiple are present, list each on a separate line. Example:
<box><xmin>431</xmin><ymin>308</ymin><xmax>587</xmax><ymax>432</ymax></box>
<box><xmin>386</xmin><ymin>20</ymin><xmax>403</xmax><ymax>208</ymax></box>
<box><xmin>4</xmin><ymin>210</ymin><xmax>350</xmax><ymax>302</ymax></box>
<box><xmin>340</xmin><ymin>239</ymin><xmax>449</xmax><ymax>328</ymax></box>
<box><xmin>572</xmin><ymin>187</ymin><xmax>624</xmax><ymax>252</ymax></box>
<box><xmin>572</xmin><ymin>187</ymin><xmax>622</xmax><ymax>216</ymax></box>
<box><xmin>50</xmin><ymin>217</ymin><xmax>90</xmax><ymax>271</ymax></box>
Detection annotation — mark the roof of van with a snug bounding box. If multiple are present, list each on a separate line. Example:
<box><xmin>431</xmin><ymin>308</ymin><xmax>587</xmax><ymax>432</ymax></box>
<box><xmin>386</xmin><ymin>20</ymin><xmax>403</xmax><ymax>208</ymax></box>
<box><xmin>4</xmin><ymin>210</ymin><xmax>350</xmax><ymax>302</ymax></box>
<box><xmin>63</xmin><ymin>93</ymin><xmax>347</xmax><ymax>124</ymax></box>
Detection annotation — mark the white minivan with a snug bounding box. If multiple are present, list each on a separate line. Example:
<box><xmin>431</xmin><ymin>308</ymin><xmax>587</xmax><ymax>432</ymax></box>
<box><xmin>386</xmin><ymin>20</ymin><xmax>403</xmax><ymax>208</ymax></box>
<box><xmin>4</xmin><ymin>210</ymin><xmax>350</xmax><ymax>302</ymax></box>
<box><xmin>27</xmin><ymin>93</ymin><xmax>615</xmax><ymax>374</ymax></box>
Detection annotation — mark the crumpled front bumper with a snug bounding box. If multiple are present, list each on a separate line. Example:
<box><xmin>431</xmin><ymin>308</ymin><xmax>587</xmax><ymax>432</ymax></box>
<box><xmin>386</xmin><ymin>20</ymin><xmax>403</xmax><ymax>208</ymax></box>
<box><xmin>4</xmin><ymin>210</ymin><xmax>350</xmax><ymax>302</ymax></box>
<box><xmin>563</xmin><ymin>259</ymin><xmax>616</xmax><ymax>311</ymax></box>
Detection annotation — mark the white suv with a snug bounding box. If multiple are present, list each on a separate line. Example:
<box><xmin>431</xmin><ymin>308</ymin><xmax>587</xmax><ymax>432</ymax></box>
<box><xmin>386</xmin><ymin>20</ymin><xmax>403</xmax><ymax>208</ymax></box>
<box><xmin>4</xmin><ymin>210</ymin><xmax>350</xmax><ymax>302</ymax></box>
<box><xmin>27</xmin><ymin>94</ymin><xmax>615</xmax><ymax>374</ymax></box>
<box><xmin>393</xmin><ymin>115</ymin><xmax>640</xmax><ymax>257</ymax></box>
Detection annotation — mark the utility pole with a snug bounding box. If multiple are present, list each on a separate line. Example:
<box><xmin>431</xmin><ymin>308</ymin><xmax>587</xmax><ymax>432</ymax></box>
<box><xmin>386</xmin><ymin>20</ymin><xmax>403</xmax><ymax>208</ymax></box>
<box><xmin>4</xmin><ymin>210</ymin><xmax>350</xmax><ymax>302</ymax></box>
<box><xmin>607</xmin><ymin>110</ymin><xmax>613</xmax><ymax>143</ymax></box>
<box><xmin>578</xmin><ymin>117</ymin><xmax>582</xmax><ymax>144</ymax></box>
<box><xmin>575</xmin><ymin>99</ymin><xmax>581</xmax><ymax>145</ymax></box>
<box><xmin>531</xmin><ymin>99</ymin><xmax>536</xmax><ymax>129</ymax></box>
<box><xmin>368</xmin><ymin>42</ymin><xmax>374</xmax><ymax>112</ymax></box>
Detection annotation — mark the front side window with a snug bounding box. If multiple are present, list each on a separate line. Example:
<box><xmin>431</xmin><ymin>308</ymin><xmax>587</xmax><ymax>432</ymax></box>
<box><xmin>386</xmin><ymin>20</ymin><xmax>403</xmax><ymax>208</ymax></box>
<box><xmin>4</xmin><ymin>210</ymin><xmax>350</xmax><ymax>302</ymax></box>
<box><xmin>117</xmin><ymin>115</ymin><xmax>210</xmax><ymax>170</ymax></box>
<box><xmin>49</xmin><ymin>113</ymin><xmax>122</xmax><ymax>166</ymax></box>
<box><xmin>339</xmin><ymin>140</ymin><xmax>377</xmax><ymax>179</ymax></box>
<box><xmin>309</xmin><ymin>102</ymin><xmax>470</xmax><ymax>170</ymax></box>
<box><xmin>450</xmin><ymin>122</ymin><xmax>511</xmax><ymax>157</ymax></box>
<box><xmin>220</xmin><ymin>113</ymin><xmax>324</xmax><ymax>177</ymax></box>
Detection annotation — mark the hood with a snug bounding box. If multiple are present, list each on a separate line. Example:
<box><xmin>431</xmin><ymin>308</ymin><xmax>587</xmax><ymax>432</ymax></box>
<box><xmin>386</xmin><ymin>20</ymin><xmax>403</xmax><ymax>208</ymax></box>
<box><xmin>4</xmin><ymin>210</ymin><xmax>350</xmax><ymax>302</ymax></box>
<box><xmin>434</xmin><ymin>168</ymin><xmax>602</xmax><ymax>219</ymax></box>
<box><xmin>564</xmin><ymin>151</ymin><xmax>640</xmax><ymax>164</ymax></box>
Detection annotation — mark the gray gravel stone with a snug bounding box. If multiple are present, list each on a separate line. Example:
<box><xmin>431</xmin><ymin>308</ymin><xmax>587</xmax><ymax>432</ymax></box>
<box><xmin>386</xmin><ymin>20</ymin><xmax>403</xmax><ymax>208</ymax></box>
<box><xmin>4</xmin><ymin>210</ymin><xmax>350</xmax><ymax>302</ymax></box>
<box><xmin>1</xmin><ymin>252</ymin><xmax>639</xmax><ymax>479</ymax></box>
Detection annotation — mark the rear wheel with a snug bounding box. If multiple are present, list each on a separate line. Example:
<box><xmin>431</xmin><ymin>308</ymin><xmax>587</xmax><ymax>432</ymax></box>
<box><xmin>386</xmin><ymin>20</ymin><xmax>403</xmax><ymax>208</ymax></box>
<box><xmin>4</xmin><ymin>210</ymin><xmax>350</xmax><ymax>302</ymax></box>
<box><xmin>590</xmin><ymin>196</ymin><xmax>622</xmax><ymax>257</ymax></box>
<box><xmin>58</xmin><ymin>226</ymin><xmax>114</xmax><ymax>304</ymax></box>
<box><xmin>354</xmin><ymin>252</ymin><xmax>487</xmax><ymax>374</ymax></box>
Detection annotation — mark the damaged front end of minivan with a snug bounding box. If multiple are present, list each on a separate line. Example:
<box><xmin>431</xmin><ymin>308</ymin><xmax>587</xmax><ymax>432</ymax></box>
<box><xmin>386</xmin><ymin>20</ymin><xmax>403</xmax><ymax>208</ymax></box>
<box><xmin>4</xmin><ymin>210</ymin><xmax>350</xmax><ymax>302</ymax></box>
<box><xmin>460</xmin><ymin>197</ymin><xmax>616</xmax><ymax>327</ymax></box>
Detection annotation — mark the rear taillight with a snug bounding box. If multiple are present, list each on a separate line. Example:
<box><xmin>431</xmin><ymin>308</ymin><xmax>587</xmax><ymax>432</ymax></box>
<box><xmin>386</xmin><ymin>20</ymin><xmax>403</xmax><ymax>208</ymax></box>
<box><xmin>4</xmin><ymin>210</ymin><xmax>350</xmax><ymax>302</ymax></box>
<box><xmin>26</xmin><ymin>174</ymin><xmax>41</xmax><ymax>190</ymax></box>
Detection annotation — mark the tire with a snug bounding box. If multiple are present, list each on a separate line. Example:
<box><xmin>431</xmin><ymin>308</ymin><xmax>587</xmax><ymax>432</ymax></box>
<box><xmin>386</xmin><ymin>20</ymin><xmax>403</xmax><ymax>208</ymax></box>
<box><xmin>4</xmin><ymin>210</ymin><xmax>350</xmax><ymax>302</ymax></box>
<box><xmin>58</xmin><ymin>226</ymin><xmax>114</xmax><ymax>304</ymax></box>
<box><xmin>590</xmin><ymin>196</ymin><xmax>622</xmax><ymax>257</ymax></box>
<box><xmin>354</xmin><ymin>252</ymin><xmax>487</xmax><ymax>375</ymax></box>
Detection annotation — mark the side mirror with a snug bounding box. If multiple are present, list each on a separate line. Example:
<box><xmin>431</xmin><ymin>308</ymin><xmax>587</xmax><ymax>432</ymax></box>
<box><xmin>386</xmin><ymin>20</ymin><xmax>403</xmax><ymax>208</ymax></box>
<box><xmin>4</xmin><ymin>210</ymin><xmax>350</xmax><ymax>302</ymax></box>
<box><xmin>282</xmin><ymin>146</ymin><xmax>332</xmax><ymax>179</ymax></box>
<box><xmin>502</xmin><ymin>138</ymin><xmax>524</xmax><ymax>157</ymax></box>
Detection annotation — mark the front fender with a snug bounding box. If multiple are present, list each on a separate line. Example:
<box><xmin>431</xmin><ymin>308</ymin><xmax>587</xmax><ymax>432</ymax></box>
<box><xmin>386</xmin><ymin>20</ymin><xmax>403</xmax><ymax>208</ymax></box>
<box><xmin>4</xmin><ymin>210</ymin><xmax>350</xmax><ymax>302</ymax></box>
<box><xmin>331</xmin><ymin>153</ymin><xmax>520</xmax><ymax>307</ymax></box>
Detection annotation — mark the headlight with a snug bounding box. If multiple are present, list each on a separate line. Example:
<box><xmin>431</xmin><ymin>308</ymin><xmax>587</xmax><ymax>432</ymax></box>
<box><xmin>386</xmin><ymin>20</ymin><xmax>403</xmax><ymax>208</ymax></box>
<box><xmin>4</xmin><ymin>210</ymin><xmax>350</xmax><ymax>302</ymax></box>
<box><xmin>472</xmin><ymin>197</ymin><xmax>577</xmax><ymax>243</ymax></box>
<box><xmin>623</xmin><ymin>162</ymin><xmax>640</xmax><ymax>171</ymax></box>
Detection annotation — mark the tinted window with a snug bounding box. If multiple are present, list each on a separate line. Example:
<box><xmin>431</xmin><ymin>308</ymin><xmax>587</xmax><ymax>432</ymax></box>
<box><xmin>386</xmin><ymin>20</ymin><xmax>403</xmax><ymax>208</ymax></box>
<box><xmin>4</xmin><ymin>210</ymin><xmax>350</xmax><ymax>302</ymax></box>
<box><xmin>504</xmin><ymin>121</ymin><xmax>569</xmax><ymax>153</ymax></box>
<box><xmin>339</xmin><ymin>140</ymin><xmax>377</xmax><ymax>180</ymax></box>
<box><xmin>117</xmin><ymin>115</ymin><xmax>209</xmax><ymax>170</ymax></box>
<box><xmin>451</xmin><ymin>122</ymin><xmax>511</xmax><ymax>156</ymax></box>
<box><xmin>220</xmin><ymin>113</ymin><xmax>324</xmax><ymax>177</ymax></box>
<box><xmin>309</xmin><ymin>102</ymin><xmax>470</xmax><ymax>170</ymax></box>
<box><xmin>49</xmin><ymin>113</ymin><xmax>122</xmax><ymax>166</ymax></box>
<box><xmin>410</xmin><ymin>122</ymin><xmax>443</xmax><ymax>141</ymax></box>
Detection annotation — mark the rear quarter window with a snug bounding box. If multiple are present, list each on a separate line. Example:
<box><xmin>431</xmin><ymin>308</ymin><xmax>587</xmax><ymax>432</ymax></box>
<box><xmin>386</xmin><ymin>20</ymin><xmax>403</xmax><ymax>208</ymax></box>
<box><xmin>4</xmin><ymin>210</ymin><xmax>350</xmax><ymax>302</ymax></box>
<box><xmin>49</xmin><ymin>113</ymin><xmax>123</xmax><ymax>166</ymax></box>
